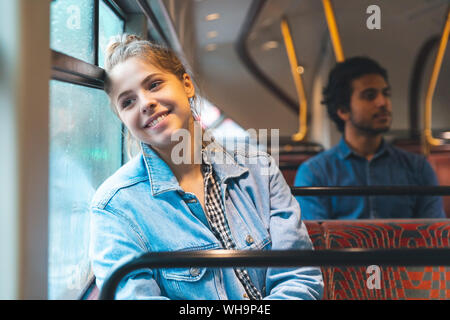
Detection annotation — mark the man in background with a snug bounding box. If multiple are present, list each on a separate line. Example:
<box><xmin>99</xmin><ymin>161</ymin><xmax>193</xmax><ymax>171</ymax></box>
<box><xmin>294</xmin><ymin>56</ymin><xmax>445</xmax><ymax>219</ymax></box>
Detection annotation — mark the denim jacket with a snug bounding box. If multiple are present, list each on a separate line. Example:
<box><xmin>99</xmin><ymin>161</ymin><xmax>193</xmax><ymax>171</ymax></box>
<box><xmin>89</xmin><ymin>141</ymin><xmax>323</xmax><ymax>300</ymax></box>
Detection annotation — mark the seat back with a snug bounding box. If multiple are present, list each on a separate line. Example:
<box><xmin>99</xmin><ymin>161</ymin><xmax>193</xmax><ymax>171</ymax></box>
<box><xmin>279</xmin><ymin>153</ymin><xmax>315</xmax><ymax>185</ymax></box>
<box><xmin>305</xmin><ymin>219</ymin><xmax>450</xmax><ymax>300</ymax></box>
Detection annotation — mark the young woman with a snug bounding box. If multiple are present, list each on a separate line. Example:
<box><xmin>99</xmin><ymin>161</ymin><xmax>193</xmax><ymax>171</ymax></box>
<box><xmin>89</xmin><ymin>34</ymin><xmax>323</xmax><ymax>300</ymax></box>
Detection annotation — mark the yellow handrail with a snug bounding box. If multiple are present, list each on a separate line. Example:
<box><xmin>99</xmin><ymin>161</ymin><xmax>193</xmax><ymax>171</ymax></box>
<box><xmin>423</xmin><ymin>8</ymin><xmax>450</xmax><ymax>154</ymax></box>
<box><xmin>322</xmin><ymin>0</ymin><xmax>344</xmax><ymax>62</ymax></box>
<box><xmin>280</xmin><ymin>17</ymin><xmax>308</xmax><ymax>142</ymax></box>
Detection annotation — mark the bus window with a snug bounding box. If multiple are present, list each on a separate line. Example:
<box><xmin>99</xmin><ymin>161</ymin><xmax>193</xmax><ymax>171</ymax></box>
<box><xmin>50</xmin><ymin>0</ymin><xmax>95</xmax><ymax>64</ymax></box>
<box><xmin>48</xmin><ymin>0</ymin><xmax>124</xmax><ymax>299</ymax></box>
<box><xmin>98</xmin><ymin>0</ymin><xmax>125</xmax><ymax>68</ymax></box>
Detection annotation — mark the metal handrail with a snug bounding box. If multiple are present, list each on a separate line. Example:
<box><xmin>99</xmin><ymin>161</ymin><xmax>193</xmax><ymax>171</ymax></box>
<box><xmin>291</xmin><ymin>186</ymin><xmax>450</xmax><ymax>196</ymax></box>
<box><xmin>280</xmin><ymin>17</ymin><xmax>308</xmax><ymax>142</ymax></box>
<box><xmin>99</xmin><ymin>248</ymin><xmax>450</xmax><ymax>300</ymax></box>
<box><xmin>423</xmin><ymin>7</ymin><xmax>450</xmax><ymax>153</ymax></box>
<box><xmin>321</xmin><ymin>0</ymin><xmax>344</xmax><ymax>62</ymax></box>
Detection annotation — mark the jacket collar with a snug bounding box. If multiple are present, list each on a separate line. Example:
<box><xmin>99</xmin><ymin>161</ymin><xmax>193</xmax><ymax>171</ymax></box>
<box><xmin>141</xmin><ymin>140</ymin><xmax>248</xmax><ymax>196</ymax></box>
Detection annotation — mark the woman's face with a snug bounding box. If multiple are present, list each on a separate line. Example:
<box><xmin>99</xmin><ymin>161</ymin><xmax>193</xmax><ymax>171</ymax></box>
<box><xmin>108</xmin><ymin>56</ymin><xmax>195</xmax><ymax>150</ymax></box>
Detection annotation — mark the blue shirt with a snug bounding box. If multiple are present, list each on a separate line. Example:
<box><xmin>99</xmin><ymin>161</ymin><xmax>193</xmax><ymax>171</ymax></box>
<box><xmin>294</xmin><ymin>138</ymin><xmax>445</xmax><ymax>220</ymax></box>
<box><xmin>90</xmin><ymin>141</ymin><xmax>323</xmax><ymax>300</ymax></box>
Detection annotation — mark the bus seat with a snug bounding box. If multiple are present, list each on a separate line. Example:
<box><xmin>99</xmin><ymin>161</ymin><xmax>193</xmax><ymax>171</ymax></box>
<box><xmin>305</xmin><ymin>219</ymin><xmax>450</xmax><ymax>300</ymax></box>
<box><xmin>304</xmin><ymin>219</ymin><xmax>326</xmax><ymax>250</ymax></box>
<box><xmin>279</xmin><ymin>153</ymin><xmax>313</xmax><ymax>185</ymax></box>
<box><xmin>275</xmin><ymin>141</ymin><xmax>323</xmax><ymax>186</ymax></box>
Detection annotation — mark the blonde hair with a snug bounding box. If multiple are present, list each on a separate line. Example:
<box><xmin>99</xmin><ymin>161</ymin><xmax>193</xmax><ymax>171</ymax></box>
<box><xmin>104</xmin><ymin>34</ymin><xmax>188</xmax><ymax>92</ymax></box>
<box><xmin>104</xmin><ymin>34</ymin><xmax>203</xmax><ymax>157</ymax></box>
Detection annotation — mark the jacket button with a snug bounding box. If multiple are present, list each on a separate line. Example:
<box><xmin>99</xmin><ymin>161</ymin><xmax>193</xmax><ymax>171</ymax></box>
<box><xmin>190</xmin><ymin>267</ymin><xmax>200</xmax><ymax>277</ymax></box>
<box><xmin>243</xmin><ymin>293</ymin><xmax>249</xmax><ymax>299</ymax></box>
<box><xmin>245</xmin><ymin>235</ymin><xmax>254</xmax><ymax>245</ymax></box>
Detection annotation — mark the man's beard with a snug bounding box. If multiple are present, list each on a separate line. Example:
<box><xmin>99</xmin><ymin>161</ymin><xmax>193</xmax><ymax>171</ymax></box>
<box><xmin>349</xmin><ymin>113</ymin><xmax>391</xmax><ymax>136</ymax></box>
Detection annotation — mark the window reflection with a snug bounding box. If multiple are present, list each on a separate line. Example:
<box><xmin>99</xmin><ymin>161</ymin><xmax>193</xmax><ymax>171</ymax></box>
<box><xmin>50</xmin><ymin>0</ymin><xmax>95</xmax><ymax>63</ymax></box>
<box><xmin>98</xmin><ymin>1</ymin><xmax>125</xmax><ymax>68</ymax></box>
<box><xmin>48</xmin><ymin>81</ymin><xmax>122</xmax><ymax>299</ymax></box>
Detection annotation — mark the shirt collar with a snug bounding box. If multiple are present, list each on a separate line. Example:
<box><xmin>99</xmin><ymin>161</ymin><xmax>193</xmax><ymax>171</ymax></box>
<box><xmin>141</xmin><ymin>140</ymin><xmax>248</xmax><ymax>196</ymax></box>
<box><xmin>337</xmin><ymin>137</ymin><xmax>391</xmax><ymax>160</ymax></box>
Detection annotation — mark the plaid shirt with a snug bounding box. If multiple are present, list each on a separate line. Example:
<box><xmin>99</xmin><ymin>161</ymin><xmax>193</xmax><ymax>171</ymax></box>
<box><xmin>202</xmin><ymin>154</ymin><xmax>263</xmax><ymax>300</ymax></box>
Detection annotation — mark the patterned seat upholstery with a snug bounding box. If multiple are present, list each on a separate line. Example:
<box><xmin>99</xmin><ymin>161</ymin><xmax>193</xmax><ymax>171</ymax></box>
<box><xmin>305</xmin><ymin>219</ymin><xmax>450</xmax><ymax>300</ymax></box>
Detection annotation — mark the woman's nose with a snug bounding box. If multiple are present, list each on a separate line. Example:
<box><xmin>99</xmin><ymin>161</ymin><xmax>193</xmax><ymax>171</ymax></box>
<box><xmin>140</xmin><ymin>102</ymin><xmax>156</xmax><ymax>113</ymax></box>
<box><xmin>140</xmin><ymin>93</ymin><xmax>157</xmax><ymax>113</ymax></box>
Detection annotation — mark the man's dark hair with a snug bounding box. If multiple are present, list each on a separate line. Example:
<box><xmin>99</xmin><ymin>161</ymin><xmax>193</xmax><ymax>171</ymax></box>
<box><xmin>322</xmin><ymin>56</ymin><xmax>389</xmax><ymax>132</ymax></box>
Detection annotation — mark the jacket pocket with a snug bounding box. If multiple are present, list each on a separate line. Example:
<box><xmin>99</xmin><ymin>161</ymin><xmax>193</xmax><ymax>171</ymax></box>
<box><xmin>160</xmin><ymin>267</ymin><xmax>218</xmax><ymax>299</ymax></box>
<box><xmin>161</xmin><ymin>267</ymin><xmax>207</xmax><ymax>282</ymax></box>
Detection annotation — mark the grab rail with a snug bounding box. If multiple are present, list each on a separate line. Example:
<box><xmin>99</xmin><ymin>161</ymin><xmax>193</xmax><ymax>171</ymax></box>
<box><xmin>99</xmin><ymin>248</ymin><xmax>450</xmax><ymax>299</ymax></box>
<box><xmin>423</xmin><ymin>7</ymin><xmax>450</xmax><ymax>153</ymax></box>
<box><xmin>321</xmin><ymin>0</ymin><xmax>344</xmax><ymax>62</ymax></box>
<box><xmin>280</xmin><ymin>17</ymin><xmax>308</xmax><ymax>142</ymax></box>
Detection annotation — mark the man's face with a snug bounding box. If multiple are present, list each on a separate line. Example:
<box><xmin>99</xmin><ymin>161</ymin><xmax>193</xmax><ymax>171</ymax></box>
<box><xmin>340</xmin><ymin>73</ymin><xmax>392</xmax><ymax>135</ymax></box>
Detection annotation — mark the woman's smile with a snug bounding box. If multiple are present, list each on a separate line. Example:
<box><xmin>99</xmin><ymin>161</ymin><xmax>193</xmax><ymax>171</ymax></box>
<box><xmin>143</xmin><ymin>110</ymin><xmax>171</xmax><ymax>130</ymax></box>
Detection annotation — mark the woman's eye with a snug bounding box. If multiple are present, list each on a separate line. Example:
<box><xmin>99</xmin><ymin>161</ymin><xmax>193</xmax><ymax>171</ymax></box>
<box><xmin>121</xmin><ymin>98</ymin><xmax>134</xmax><ymax>109</ymax></box>
<box><xmin>149</xmin><ymin>81</ymin><xmax>162</xmax><ymax>90</ymax></box>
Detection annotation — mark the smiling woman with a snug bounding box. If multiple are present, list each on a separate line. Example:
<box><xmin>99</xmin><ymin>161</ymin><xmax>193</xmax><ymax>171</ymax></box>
<box><xmin>108</xmin><ymin>57</ymin><xmax>195</xmax><ymax>152</ymax></box>
<box><xmin>89</xmin><ymin>34</ymin><xmax>323</xmax><ymax>300</ymax></box>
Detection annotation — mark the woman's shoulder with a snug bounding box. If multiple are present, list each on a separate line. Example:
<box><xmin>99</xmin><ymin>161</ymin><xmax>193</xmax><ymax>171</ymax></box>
<box><xmin>91</xmin><ymin>154</ymin><xmax>148</xmax><ymax>209</ymax></box>
<box><xmin>218</xmin><ymin>140</ymin><xmax>271</xmax><ymax>161</ymax></box>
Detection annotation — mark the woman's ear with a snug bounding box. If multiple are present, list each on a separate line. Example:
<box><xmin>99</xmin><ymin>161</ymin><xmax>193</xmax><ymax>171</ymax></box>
<box><xmin>182</xmin><ymin>73</ymin><xmax>195</xmax><ymax>98</ymax></box>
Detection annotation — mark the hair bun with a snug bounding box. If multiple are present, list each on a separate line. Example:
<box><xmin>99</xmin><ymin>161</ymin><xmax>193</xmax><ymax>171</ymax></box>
<box><xmin>105</xmin><ymin>34</ymin><xmax>142</xmax><ymax>59</ymax></box>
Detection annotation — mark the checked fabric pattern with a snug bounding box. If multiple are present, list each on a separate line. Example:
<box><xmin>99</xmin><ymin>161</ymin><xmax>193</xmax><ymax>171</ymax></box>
<box><xmin>202</xmin><ymin>158</ymin><xmax>263</xmax><ymax>300</ymax></box>
<box><xmin>305</xmin><ymin>220</ymin><xmax>450</xmax><ymax>300</ymax></box>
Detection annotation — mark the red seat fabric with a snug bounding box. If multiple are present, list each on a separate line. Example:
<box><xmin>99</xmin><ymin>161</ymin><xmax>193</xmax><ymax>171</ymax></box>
<box><xmin>304</xmin><ymin>221</ymin><xmax>325</xmax><ymax>250</ymax></box>
<box><xmin>278</xmin><ymin>153</ymin><xmax>315</xmax><ymax>186</ymax></box>
<box><xmin>305</xmin><ymin>219</ymin><xmax>450</xmax><ymax>300</ymax></box>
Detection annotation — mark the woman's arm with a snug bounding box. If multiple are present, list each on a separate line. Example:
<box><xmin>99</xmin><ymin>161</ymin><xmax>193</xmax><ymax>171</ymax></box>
<box><xmin>264</xmin><ymin>156</ymin><xmax>324</xmax><ymax>300</ymax></box>
<box><xmin>90</xmin><ymin>207</ymin><xmax>169</xmax><ymax>300</ymax></box>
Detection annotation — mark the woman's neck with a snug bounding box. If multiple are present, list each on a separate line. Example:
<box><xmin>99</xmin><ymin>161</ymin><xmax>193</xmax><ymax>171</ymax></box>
<box><xmin>153</xmin><ymin>124</ymin><xmax>204</xmax><ymax>183</ymax></box>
